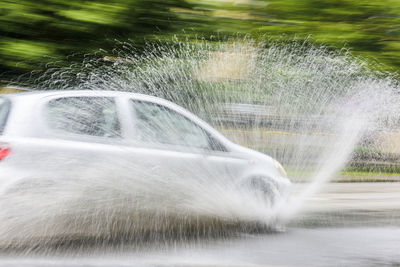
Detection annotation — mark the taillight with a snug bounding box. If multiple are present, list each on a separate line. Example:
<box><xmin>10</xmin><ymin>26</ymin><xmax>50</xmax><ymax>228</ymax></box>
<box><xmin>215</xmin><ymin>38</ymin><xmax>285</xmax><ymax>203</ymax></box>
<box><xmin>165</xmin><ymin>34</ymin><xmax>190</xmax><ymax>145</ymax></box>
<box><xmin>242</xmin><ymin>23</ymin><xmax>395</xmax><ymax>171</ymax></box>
<box><xmin>0</xmin><ymin>144</ymin><xmax>10</xmax><ymax>160</ymax></box>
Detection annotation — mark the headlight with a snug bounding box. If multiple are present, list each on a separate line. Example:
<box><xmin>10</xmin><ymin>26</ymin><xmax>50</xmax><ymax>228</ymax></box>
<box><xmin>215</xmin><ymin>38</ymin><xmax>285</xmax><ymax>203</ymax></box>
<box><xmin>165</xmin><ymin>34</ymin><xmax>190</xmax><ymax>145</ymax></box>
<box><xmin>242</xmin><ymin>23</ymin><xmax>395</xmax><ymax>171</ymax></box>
<box><xmin>273</xmin><ymin>159</ymin><xmax>288</xmax><ymax>178</ymax></box>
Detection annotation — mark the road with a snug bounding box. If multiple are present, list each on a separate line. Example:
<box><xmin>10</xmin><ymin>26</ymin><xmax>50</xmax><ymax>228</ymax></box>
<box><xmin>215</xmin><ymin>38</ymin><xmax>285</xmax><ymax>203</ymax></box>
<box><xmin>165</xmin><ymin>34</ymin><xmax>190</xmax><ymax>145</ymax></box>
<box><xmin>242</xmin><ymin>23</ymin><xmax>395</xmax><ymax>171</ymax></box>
<box><xmin>292</xmin><ymin>182</ymin><xmax>400</xmax><ymax>227</ymax></box>
<box><xmin>1</xmin><ymin>182</ymin><xmax>399</xmax><ymax>267</ymax></box>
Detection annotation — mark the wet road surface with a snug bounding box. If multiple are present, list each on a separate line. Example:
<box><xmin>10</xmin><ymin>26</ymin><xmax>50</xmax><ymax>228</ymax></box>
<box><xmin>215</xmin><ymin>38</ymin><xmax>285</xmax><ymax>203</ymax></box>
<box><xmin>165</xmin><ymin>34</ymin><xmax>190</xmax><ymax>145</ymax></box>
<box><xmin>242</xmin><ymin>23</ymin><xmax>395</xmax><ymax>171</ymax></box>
<box><xmin>1</xmin><ymin>182</ymin><xmax>399</xmax><ymax>267</ymax></box>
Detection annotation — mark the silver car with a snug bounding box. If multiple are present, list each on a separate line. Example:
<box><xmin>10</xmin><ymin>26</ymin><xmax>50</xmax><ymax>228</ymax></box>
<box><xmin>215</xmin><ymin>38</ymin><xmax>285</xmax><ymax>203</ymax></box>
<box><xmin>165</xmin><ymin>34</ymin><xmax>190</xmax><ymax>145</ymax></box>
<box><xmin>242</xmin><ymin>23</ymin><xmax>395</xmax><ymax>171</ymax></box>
<box><xmin>0</xmin><ymin>90</ymin><xmax>290</xmax><ymax>205</ymax></box>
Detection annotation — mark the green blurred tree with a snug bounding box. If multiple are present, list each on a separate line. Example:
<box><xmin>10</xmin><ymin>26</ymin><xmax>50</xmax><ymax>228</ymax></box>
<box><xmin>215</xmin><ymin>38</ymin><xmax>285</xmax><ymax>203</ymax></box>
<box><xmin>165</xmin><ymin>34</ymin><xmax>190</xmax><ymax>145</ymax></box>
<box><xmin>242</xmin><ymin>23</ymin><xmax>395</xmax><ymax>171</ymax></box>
<box><xmin>1</xmin><ymin>0</ymin><xmax>400</xmax><ymax>83</ymax></box>
<box><xmin>173</xmin><ymin>0</ymin><xmax>400</xmax><ymax>71</ymax></box>
<box><xmin>0</xmin><ymin>0</ymin><xmax>191</xmax><ymax>81</ymax></box>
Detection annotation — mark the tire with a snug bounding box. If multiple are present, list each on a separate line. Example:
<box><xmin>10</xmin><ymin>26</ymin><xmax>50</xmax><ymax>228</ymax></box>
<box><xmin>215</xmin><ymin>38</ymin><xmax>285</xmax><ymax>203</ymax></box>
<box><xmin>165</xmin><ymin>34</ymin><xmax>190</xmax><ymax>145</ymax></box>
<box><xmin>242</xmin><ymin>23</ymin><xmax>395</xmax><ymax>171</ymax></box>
<box><xmin>245</xmin><ymin>176</ymin><xmax>280</xmax><ymax>206</ymax></box>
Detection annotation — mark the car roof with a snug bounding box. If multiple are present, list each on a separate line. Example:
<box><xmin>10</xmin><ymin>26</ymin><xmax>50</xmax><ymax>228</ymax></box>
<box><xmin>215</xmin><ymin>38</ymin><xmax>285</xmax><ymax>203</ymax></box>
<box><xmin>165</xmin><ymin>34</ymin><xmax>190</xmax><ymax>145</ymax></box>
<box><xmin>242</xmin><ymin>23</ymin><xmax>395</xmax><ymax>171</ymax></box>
<box><xmin>1</xmin><ymin>89</ymin><xmax>166</xmax><ymax>103</ymax></box>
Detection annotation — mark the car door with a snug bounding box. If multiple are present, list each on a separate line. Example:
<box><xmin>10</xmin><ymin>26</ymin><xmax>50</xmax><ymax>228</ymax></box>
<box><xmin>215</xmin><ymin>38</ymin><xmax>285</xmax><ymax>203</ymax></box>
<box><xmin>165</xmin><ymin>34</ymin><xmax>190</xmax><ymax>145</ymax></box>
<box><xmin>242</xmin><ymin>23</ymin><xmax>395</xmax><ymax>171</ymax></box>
<box><xmin>123</xmin><ymin>98</ymin><xmax>249</xmax><ymax>186</ymax></box>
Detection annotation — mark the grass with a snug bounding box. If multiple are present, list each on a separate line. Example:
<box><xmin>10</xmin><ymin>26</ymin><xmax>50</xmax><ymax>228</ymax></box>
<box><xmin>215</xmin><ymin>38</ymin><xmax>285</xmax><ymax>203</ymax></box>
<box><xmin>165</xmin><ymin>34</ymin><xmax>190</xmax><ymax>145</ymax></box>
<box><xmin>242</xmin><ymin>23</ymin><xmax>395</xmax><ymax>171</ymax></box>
<box><xmin>287</xmin><ymin>168</ymin><xmax>400</xmax><ymax>183</ymax></box>
<box><xmin>335</xmin><ymin>171</ymin><xmax>400</xmax><ymax>183</ymax></box>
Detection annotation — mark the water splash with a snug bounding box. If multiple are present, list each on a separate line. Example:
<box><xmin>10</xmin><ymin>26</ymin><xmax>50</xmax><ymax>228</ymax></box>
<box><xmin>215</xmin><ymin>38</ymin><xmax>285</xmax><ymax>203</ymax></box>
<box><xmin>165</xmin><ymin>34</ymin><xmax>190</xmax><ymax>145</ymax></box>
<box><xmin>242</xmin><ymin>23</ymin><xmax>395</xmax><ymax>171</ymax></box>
<box><xmin>0</xmin><ymin>160</ymin><xmax>281</xmax><ymax>247</ymax></box>
<box><xmin>3</xmin><ymin>38</ymin><xmax>400</xmax><ymax>245</ymax></box>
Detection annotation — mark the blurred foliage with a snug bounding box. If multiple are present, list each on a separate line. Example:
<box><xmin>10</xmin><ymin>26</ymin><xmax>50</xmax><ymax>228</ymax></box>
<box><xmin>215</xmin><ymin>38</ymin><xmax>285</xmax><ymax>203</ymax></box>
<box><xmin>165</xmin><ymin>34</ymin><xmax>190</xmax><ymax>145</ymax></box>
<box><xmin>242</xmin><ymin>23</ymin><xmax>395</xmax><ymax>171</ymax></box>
<box><xmin>0</xmin><ymin>0</ymin><xmax>191</xmax><ymax>80</ymax></box>
<box><xmin>1</xmin><ymin>0</ymin><xmax>400</xmax><ymax>83</ymax></box>
<box><xmin>177</xmin><ymin>0</ymin><xmax>400</xmax><ymax>71</ymax></box>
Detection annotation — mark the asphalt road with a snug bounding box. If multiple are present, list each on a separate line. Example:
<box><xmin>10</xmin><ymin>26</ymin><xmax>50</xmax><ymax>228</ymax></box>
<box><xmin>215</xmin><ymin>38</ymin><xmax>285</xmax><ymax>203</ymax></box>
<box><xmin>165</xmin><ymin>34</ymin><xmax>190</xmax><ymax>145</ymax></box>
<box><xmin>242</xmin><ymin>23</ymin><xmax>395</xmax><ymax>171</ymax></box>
<box><xmin>296</xmin><ymin>182</ymin><xmax>400</xmax><ymax>211</ymax></box>
<box><xmin>291</xmin><ymin>182</ymin><xmax>400</xmax><ymax>227</ymax></box>
<box><xmin>1</xmin><ymin>182</ymin><xmax>399</xmax><ymax>267</ymax></box>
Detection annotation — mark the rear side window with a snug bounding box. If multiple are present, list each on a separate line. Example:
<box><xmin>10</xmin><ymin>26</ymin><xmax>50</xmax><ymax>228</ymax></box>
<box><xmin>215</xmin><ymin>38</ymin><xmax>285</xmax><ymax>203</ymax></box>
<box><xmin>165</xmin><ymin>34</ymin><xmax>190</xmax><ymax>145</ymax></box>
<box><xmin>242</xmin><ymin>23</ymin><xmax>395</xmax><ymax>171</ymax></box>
<box><xmin>0</xmin><ymin>98</ymin><xmax>10</xmax><ymax>135</ymax></box>
<box><xmin>46</xmin><ymin>97</ymin><xmax>120</xmax><ymax>138</ymax></box>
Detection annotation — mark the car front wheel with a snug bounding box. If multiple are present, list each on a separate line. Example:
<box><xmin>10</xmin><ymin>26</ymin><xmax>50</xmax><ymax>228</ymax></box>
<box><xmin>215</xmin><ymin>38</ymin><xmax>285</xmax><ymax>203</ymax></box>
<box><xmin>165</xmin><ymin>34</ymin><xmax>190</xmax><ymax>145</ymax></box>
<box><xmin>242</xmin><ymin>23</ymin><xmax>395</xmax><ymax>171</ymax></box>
<box><xmin>244</xmin><ymin>176</ymin><xmax>280</xmax><ymax>206</ymax></box>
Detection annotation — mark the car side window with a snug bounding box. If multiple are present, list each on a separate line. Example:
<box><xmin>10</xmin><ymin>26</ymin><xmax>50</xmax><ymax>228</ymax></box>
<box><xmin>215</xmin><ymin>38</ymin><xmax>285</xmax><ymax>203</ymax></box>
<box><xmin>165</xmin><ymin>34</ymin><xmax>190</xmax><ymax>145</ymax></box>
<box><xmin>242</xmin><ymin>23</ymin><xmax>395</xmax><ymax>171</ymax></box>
<box><xmin>131</xmin><ymin>100</ymin><xmax>215</xmax><ymax>150</ymax></box>
<box><xmin>46</xmin><ymin>97</ymin><xmax>120</xmax><ymax>138</ymax></box>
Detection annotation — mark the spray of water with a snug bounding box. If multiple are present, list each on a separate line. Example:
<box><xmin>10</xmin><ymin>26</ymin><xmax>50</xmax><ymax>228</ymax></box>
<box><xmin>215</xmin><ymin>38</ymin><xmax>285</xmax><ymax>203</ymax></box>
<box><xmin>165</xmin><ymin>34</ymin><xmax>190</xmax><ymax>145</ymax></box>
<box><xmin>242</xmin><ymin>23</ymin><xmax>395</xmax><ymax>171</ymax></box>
<box><xmin>0</xmin><ymin>159</ymin><xmax>281</xmax><ymax>247</ymax></box>
<box><xmin>3</xmin><ymin>38</ymin><xmax>400</xmax><ymax>245</ymax></box>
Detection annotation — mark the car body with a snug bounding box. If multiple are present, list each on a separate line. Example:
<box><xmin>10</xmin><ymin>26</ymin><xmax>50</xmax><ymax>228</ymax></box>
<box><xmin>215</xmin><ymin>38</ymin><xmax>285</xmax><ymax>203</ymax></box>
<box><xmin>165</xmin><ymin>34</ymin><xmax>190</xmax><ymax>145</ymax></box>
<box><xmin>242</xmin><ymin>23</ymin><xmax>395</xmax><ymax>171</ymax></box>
<box><xmin>0</xmin><ymin>90</ymin><xmax>290</xmax><ymax>205</ymax></box>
